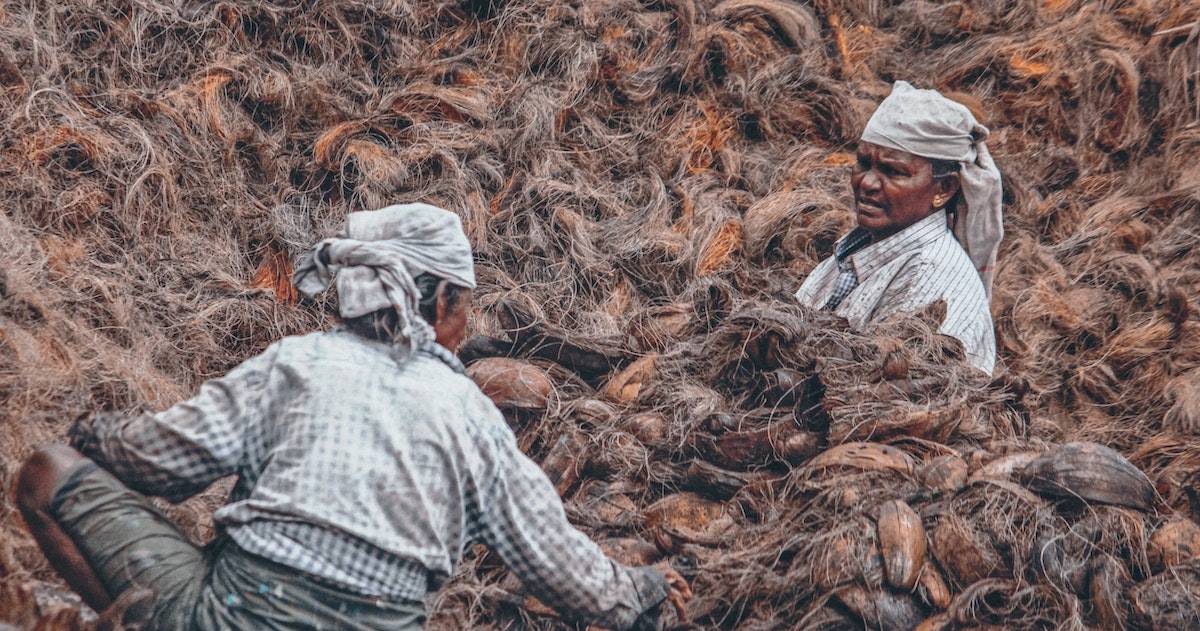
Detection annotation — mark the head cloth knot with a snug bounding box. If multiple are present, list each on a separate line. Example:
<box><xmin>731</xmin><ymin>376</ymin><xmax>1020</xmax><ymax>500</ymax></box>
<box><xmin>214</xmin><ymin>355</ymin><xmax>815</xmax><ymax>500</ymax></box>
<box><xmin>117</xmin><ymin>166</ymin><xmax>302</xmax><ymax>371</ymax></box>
<box><xmin>293</xmin><ymin>202</ymin><xmax>476</xmax><ymax>354</ymax></box>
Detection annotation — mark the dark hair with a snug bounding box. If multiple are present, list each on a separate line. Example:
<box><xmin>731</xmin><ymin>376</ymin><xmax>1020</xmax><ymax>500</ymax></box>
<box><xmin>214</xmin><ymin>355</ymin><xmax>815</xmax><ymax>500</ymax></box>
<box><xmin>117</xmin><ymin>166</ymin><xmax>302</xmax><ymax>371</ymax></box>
<box><xmin>343</xmin><ymin>273</ymin><xmax>470</xmax><ymax>342</ymax></box>
<box><xmin>930</xmin><ymin>158</ymin><xmax>959</xmax><ymax>179</ymax></box>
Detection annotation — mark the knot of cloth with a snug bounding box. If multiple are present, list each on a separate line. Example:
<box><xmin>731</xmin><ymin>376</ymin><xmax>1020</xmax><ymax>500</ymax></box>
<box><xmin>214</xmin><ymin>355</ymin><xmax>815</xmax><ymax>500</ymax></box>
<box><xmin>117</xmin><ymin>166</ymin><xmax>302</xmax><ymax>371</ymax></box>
<box><xmin>293</xmin><ymin>203</ymin><xmax>477</xmax><ymax>352</ymax></box>
<box><xmin>860</xmin><ymin>81</ymin><xmax>1004</xmax><ymax>298</ymax></box>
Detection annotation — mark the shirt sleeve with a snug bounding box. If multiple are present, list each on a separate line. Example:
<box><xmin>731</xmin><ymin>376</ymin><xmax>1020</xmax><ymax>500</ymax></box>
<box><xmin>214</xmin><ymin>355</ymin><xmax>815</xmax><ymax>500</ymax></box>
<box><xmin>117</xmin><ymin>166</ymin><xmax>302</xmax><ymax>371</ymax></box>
<box><xmin>72</xmin><ymin>346</ymin><xmax>276</xmax><ymax>503</ymax></box>
<box><xmin>464</xmin><ymin>404</ymin><xmax>669</xmax><ymax>630</ymax></box>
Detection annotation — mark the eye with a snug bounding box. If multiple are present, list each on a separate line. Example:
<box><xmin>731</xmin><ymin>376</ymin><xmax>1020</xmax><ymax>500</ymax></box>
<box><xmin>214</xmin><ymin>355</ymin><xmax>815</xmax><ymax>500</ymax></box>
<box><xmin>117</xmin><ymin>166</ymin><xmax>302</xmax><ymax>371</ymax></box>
<box><xmin>855</xmin><ymin>156</ymin><xmax>870</xmax><ymax>170</ymax></box>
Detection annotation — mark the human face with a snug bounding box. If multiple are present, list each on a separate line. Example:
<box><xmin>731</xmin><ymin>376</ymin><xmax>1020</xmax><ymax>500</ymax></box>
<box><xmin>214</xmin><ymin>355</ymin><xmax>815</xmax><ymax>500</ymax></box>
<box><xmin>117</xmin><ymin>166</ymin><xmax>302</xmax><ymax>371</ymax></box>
<box><xmin>851</xmin><ymin>141</ymin><xmax>944</xmax><ymax>240</ymax></box>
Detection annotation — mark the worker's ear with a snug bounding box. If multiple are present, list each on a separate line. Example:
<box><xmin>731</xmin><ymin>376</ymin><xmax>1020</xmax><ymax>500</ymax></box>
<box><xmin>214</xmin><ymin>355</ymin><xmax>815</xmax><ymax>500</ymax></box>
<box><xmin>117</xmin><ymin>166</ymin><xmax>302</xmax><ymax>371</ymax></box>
<box><xmin>934</xmin><ymin>173</ymin><xmax>961</xmax><ymax>203</ymax></box>
<box><xmin>432</xmin><ymin>281</ymin><xmax>470</xmax><ymax>352</ymax></box>
<box><xmin>433</xmin><ymin>280</ymin><xmax>452</xmax><ymax>325</ymax></box>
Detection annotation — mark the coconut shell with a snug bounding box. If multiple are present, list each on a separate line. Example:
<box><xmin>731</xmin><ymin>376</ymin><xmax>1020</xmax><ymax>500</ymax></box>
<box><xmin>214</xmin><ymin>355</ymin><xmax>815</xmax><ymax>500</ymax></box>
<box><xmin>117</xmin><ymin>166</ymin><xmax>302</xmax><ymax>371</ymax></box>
<box><xmin>621</xmin><ymin>412</ymin><xmax>669</xmax><ymax>447</ymax></box>
<box><xmin>467</xmin><ymin>357</ymin><xmax>554</xmax><ymax>410</ymax></box>
<box><xmin>877</xmin><ymin>500</ymin><xmax>927</xmax><ymax>591</ymax></box>
<box><xmin>917</xmin><ymin>565</ymin><xmax>951</xmax><ymax>610</ymax></box>
<box><xmin>919</xmin><ymin>454</ymin><xmax>968</xmax><ymax>493</ymax></box>
<box><xmin>456</xmin><ymin>334</ymin><xmax>516</xmax><ymax>364</ymax></box>
<box><xmin>832</xmin><ymin>584</ymin><xmax>926</xmax><ymax>631</ymax></box>
<box><xmin>644</xmin><ymin>492</ymin><xmax>735</xmax><ymax>553</ymax></box>
<box><xmin>1148</xmin><ymin>517</ymin><xmax>1200</xmax><ymax>574</ymax></box>
<box><xmin>930</xmin><ymin>517</ymin><xmax>1002</xmax><ymax>589</ymax></box>
<box><xmin>807</xmin><ymin>442</ymin><xmax>915</xmax><ymax>477</ymax></box>
<box><xmin>566</xmin><ymin>397</ymin><xmax>618</xmax><ymax>427</ymax></box>
<box><xmin>1017</xmin><ymin>442</ymin><xmax>1155</xmax><ymax>510</ymax></box>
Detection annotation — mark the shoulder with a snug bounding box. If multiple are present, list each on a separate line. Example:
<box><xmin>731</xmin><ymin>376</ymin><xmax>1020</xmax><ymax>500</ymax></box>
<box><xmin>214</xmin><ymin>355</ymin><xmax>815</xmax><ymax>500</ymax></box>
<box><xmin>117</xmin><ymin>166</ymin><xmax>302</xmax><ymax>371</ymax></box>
<box><xmin>402</xmin><ymin>353</ymin><xmax>511</xmax><ymax>432</ymax></box>
<box><xmin>901</xmin><ymin>231</ymin><xmax>980</xmax><ymax>284</ymax></box>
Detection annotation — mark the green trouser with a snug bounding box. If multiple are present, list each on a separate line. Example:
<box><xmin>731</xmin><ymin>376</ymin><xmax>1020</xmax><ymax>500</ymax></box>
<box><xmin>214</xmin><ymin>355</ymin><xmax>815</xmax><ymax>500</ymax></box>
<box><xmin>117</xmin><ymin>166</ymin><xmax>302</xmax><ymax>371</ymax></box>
<box><xmin>51</xmin><ymin>460</ymin><xmax>426</xmax><ymax>630</ymax></box>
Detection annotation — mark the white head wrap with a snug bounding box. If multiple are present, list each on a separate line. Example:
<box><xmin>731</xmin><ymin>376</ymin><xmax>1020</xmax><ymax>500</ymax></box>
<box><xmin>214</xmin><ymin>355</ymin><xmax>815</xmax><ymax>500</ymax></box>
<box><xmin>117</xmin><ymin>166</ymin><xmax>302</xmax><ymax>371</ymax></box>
<box><xmin>293</xmin><ymin>203</ymin><xmax>476</xmax><ymax>352</ymax></box>
<box><xmin>860</xmin><ymin>81</ymin><xmax>1004</xmax><ymax>298</ymax></box>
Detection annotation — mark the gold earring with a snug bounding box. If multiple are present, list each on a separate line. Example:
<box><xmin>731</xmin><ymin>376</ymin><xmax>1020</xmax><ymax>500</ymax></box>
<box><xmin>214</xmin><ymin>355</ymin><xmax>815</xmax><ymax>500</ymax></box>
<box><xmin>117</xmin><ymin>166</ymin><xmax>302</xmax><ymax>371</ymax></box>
<box><xmin>932</xmin><ymin>196</ymin><xmax>945</xmax><ymax>208</ymax></box>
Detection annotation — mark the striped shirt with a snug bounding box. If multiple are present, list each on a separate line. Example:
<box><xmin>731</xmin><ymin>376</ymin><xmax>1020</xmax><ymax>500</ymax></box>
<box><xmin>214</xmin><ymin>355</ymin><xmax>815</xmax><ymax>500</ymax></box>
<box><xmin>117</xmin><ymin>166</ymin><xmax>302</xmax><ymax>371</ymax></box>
<box><xmin>796</xmin><ymin>210</ymin><xmax>996</xmax><ymax>375</ymax></box>
<box><xmin>72</xmin><ymin>329</ymin><xmax>667</xmax><ymax>629</ymax></box>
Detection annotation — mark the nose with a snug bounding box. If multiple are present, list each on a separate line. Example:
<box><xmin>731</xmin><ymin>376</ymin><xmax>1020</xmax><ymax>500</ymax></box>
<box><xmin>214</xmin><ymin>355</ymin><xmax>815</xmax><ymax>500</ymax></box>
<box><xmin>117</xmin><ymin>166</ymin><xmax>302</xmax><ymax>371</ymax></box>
<box><xmin>857</xmin><ymin>168</ymin><xmax>882</xmax><ymax>193</ymax></box>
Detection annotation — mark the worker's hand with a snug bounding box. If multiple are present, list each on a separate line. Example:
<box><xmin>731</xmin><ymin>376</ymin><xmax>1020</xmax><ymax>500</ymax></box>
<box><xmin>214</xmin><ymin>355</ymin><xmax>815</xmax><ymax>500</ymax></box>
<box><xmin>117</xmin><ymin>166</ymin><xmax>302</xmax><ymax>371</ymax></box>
<box><xmin>653</xmin><ymin>562</ymin><xmax>692</xmax><ymax>623</ymax></box>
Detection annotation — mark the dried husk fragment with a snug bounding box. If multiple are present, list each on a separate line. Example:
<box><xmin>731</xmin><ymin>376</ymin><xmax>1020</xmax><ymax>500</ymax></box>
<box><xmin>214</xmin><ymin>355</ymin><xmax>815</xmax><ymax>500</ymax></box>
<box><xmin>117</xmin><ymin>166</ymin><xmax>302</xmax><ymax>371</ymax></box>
<box><xmin>1028</xmin><ymin>535</ymin><xmax>1089</xmax><ymax>596</ymax></box>
<box><xmin>913</xmin><ymin>612</ymin><xmax>952</xmax><ymax>631</ymax></box>
<box><xmin>876</xmin><ymin>500</ymin><xmax>926</xmax><ymax>591</ymax></box>
<box><xmin>566</xmin><ymin>398</ymin><xmax>618</xmax><ymax>427</ymax></box>
<box><xmin>603</xmin><ymin>354</ymin><xmax>657</xmax><ymax>403</ymax></box>
<box><xmin>967</xmin><ymin>451</ymin><xmax>1041</xmax><ymax>485</ymax></box>
<box><xmin>777</xmin><ymin>430</ymin><xmax>821</xmax><ymax>464</ymax></box>
<box><xmin>598</xmin><ymin>537</ymin><xmax>661</xmax><ymax>567</ymax></box>
<box><xmin>467</xmin><ymin>357</ymin><xmax>554</xmax><ymax>410</ymax></box>
<box><xmin>791</xmin><ymin>515</ymin><xmax>885</xmax><ymax>591</ymax></box>
<box><xmin>917</xmin><ymin>565</ymin><xmax>951</xmax><ymax>610</ymax></box>
<box><xmin>571</xmin><ymin>480</ymin><xmax>640</xmax><ymax>527</ymax></box>
<box><xmin>919</xmin><ymin>454</ymin><xmax>968</xmax><ymax>493</ymax></box>
<box><xmin>1147</xmin><ymin>516</ymin><xmax>1200</xmax><ymax>574</ymax></box>
<box><xmin>585</xmin><ymin>430</ymin><xmax>650</xmax><ymax>480</ymax></box>
<box><xmin>1017</xmin><ymin>442</ymin><xmax>1155</xmax><ymax>510</ymax></box>
<box><xmin>705</xmin><ymin>425</ymin><xmax>820</xmax><ymax>469</ymax></box>
<box><xmin>832</xmin><ymin>584</ymin><xmax>927</xmax><ymax>631</ymax></box>
<box><xmin>930</xmin><ymin>516</ymin><xmax>1002</xmax><ymax>589</ymax></box>
<box><xmin>1089</xmin><ymin>554</ymin><xmax>1132</xmax><ymax>631</ymax></box>
<box><xmin>807</xmin><ymin>442</ymin><xmax>915</xmax><ymax>477</ymax></box>
<box><xmin>627</xmin><ymin>303</ymin><xmax>692</xmax><ymax>352</ymax></box>
<box><xmin>539</xmin><ymin>428</ymin><xmax>587</xmax><ymax>497</ymax></box>
<box><xmin>682</xmin><ymin>460</ymin><xmax>756</xmax><ymax>500</ymax></box>
<box><xmin>1131</xmin><ymin>561</ymin><xmax>1200</xmax><ymax>631</ymax></box>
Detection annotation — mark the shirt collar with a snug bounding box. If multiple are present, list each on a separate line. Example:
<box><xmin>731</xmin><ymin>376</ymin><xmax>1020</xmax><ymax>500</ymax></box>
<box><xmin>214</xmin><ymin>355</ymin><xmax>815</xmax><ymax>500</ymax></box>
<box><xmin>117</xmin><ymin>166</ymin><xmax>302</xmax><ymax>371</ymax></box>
<box><xmin>335</xmin><ymin>328</ymin><xmax>467</xmax><ymax>375</ymax></box>
<box><xmin>845</xmin><ymin>210</ymin><xmax>951</xmax><ymax>280</ymax></box>
<box><xmin>835</xmin><ymin>228</ymin><xmax>874</xmax><ymax>267</ymax></box>
<box><xmin>420</xmin><ymin>342</ymin><xmax>467</xmax><ymax>375</ymax></box>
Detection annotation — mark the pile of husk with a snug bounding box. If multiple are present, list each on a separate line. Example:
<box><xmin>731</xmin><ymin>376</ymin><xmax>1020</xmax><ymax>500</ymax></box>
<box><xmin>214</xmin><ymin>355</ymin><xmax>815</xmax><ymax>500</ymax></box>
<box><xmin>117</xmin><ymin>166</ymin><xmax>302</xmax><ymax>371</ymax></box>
<box><xmin>0</xmin><ymin>0</ymin><xmax>1199</xmax><ymax>629</ymax></box>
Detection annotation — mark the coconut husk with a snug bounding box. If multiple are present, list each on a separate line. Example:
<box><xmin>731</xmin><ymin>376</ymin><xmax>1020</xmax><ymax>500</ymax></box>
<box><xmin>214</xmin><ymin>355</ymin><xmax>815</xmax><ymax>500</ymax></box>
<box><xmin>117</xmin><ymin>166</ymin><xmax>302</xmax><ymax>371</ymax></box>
<box><xmin>6</xmin><ymin>0</ymin><xmax>1200</xmax><ymax>629</ymax></box>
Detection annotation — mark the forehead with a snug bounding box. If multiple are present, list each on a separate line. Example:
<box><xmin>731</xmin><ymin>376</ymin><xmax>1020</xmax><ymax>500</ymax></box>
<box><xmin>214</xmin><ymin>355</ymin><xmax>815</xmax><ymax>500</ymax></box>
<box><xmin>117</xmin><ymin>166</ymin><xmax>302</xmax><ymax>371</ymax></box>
<box><xmin>856</xmin><ymin>141</ymin><xmax>928</xmax><ymax>167</ymax></box>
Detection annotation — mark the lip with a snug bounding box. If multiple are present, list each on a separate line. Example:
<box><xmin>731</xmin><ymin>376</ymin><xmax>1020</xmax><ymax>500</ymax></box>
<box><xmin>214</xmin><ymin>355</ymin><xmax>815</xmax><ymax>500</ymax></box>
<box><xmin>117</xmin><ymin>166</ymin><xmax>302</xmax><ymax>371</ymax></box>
<box><xmin>855</xmin><ymin>198</ymin><xmax>885</xmax><ymax>213</ymax></box>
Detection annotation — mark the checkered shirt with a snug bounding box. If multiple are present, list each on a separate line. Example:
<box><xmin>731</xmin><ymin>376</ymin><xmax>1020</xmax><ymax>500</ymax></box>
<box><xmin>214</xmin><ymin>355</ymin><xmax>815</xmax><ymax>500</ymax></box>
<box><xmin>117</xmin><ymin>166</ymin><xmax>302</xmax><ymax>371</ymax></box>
<box><xmin>73</xmin><ymin>329</ymin><xmax>667</xmax><ymax>629</ymax></box>
<box><xmin>796</xmin><ymin>210</ymin><xmax>996</xmax><ymax>375</ymax></box>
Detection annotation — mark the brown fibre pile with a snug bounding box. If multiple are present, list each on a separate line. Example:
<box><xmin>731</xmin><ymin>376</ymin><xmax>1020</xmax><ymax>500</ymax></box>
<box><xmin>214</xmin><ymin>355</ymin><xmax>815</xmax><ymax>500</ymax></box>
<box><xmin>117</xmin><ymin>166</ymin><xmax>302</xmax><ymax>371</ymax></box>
<box><xmin>0</xmin><ymin>0</ymin><xmax>1199</xmax><ymax>629</ymax></box>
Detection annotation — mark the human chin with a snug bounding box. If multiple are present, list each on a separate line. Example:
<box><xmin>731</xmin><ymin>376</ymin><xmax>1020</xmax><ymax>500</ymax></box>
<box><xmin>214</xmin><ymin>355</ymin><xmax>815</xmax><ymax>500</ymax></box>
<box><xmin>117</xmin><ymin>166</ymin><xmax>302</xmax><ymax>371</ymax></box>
<box><xmin>854</xmin><ymin>202</ymin><xmax>888</xmax><ymax>228</ymax></box>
